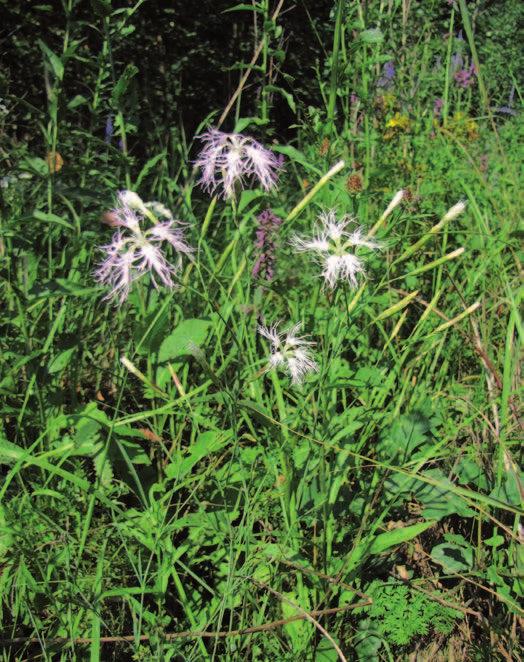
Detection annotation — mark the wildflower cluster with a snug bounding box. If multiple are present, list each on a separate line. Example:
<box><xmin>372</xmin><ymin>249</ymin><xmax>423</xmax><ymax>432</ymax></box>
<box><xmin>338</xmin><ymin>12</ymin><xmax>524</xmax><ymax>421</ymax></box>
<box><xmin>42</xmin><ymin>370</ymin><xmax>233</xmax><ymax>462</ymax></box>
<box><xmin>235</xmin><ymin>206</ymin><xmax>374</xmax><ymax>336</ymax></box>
<box><xmin>95</xmin><ymin>128</ymin><xmax>464</xmax><ymax>388</ymax></box>
<box><xmin>94</xmin><ymin>190</ymin><xmax>192</xmax><ymax>303</ymax></box>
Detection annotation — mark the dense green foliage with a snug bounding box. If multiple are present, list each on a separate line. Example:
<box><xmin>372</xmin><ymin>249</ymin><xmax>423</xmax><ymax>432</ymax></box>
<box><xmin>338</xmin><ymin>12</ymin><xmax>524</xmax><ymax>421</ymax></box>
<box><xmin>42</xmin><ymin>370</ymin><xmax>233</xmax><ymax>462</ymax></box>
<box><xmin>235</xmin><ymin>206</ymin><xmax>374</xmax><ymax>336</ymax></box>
<box><xmin>0</xmin><ymin>0</ymin><xmax>522</xmax><ymax>660</ymax></box>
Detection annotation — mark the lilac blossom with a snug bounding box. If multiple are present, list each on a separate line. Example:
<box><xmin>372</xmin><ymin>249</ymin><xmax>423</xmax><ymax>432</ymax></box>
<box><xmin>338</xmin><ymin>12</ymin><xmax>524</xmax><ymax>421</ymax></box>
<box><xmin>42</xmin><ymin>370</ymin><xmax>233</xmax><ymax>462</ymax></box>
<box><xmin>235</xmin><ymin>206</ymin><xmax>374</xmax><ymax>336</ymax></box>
<box><xmin>94</xmin><ymin>191</ymin><xmax>193</xmax><ymax>304</ymax></box>
<box><xmin>252</xmin><ymin>209</ymin><xmax>282</xmax><ymax>282</ymax></box>
<box><xmin>454</xmin><ymin>62</ymin><xmax>476</xmax><ymax>88</ymax></box>
<box><xmin>291</xmin><ymin>210</ymin><xmax>379</xmax><ymax>289</ymax></box>
<box><xmin>195</xmin><ymin>128</ymin><xmax>282</xmax><ymax>199</ymax></box>
<box><xmin>258</xmin><ymin>321</ymin><xmax>317</xmax><ymax>385</ymax></box>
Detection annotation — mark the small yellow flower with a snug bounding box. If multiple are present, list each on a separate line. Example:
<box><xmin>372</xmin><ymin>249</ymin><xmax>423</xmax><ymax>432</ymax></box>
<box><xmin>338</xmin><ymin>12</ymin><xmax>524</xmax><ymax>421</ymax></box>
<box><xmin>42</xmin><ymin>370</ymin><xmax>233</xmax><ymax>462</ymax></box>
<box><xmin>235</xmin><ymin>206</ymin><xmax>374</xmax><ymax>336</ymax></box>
<box><xmin>384</xmin><ymin>112</ymin><xmax>410</xmax><ymax>140</ymax></box>
<box><xmin>386</xmin><ymin>112</ymin><xmax>410</xmax><ymax>131</ymax></box>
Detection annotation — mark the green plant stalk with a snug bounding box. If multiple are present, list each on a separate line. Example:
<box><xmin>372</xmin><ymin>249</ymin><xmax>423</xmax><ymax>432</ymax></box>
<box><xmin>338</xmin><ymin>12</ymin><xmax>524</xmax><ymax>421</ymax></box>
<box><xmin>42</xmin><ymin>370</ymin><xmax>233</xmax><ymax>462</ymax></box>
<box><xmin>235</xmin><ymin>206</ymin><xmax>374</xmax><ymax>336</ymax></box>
<box><xmin>286</xmin><ymin>160</ymin><xmax>345</xmax><ymax>224</ymax></box>
<box><xmin>457</xmin><ymin>0</ymin><xmax>489</xmax><ymax>111</ymax></box>
<box><xmin>442</xmin><ymin>8</ymin><xmax>454</xmax><ymax>124</ymax></box>
<box><xmin>327</xmin><ymin>0</ymin><xmax>344</xmax><ymax>131</ymax></box>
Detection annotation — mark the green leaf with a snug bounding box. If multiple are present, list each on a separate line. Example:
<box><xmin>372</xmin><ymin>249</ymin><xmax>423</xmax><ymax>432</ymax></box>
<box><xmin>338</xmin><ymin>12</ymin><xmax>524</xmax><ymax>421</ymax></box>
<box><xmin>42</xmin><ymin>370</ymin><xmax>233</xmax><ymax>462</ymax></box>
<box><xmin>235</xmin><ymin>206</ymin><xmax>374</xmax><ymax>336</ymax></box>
<box><xmin>272</xmin><ymin>145</ymin><xmax>321</xmax><ymax>174</ymax></box>
<box><xmin>265</xmin><ymin>84</ymin><xmax>296</xmax><ymax>113</ymax></box>
<box><xmin>38</xmin><ymin>40</ymin><xmax>64</xmax><ymax>80</ymax></box>
<box><xmin>223</xmin><ymin>3</ymin><xmax>264</xmax><ymax>14</ymax></box>
<box><xmin>359</xmin><ymin>28</ymin><xmax>384</xmax><ymax>44</ymax></box>
<box><xmin>134</xmin><ymin>151</ymin><xmax>166</xmax><ymax>189</ymax></box>
<box><xmin>0</xmin><ymin>433</ymin><xmax>24</xmax><ymax>465</ymax></box>
<box><xmin>111</xmin><ymin>64</ymin><xmax>139</xmax><ymax>109</ymax></box>
<box><xmin>33</xmin><ymin>210</ymin><xmax>74</xmax><ymax>230</ymax></box>
<box><xmin>369</xmin><ymin>520</ymin><xmax>436</xmax><ymax>555</ymax></box>
<box><xmin>166</xmin><ymin>429</ymin><xmax>232</xmax><ymax>480</ymax></box>
<box><xmin>431</xmin><ymin>539</ymin><xmax>474</xmax><ymax>573</ymax></box>
<box><xmin>48</xmin><ymin>347</ymin><xmax>76</xmax><ymax>374</ymax></box>
<box><xmin>414</xmin><ymin>470</ymin><xmax>476</xmax><ymax>520</ymax></box>
<box><xmin>158</xmin><ymin>319</ymin><xmax>210</xmax><ymax>362</ymax></box>
<box><xmin>0</xmin><ymin>506</ymin><xmax>13</xmax><ymax>561</ymax></box>
<box><xmin>378</xmin><ymin>411</ymin><xmax>431</xmax><ymax>459</ymax></box>
<box><xmin>67</xmin><ymin>94</ymin><xmax>88</xmax><ymax>110</ymax></box>
<box><xmin>233</xmin><ymin>116</ymin><xmax>269</xmax><ymax>133</ymax></box>
<box><xmin>282</xmin><ymin>591</ymin><xmax>313</xmax><ymax>650</ymax></box>
<box><xmin>19</xmin><ymin>156</ymin><xmax>48</xmax><ymax>176</ymax></box>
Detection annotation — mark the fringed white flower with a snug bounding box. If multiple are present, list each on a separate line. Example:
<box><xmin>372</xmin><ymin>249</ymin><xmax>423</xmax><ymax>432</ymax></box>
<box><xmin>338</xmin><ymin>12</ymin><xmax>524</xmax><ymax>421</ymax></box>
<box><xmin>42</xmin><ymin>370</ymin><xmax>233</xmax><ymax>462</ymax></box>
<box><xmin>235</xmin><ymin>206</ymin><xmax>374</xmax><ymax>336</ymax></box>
<box><xmin>292</xmin><ymin>210</ymin><xmax>380</xmax><ymax>289</ymax></box>
<box><xmin>195</xmin><ymin>128</ymin><xmax>283</xmax><ymax>199</ymax></box>
<box><xmin>258</xmin><ymin>321</ymin><xmax>317</xmax><ymax>385</ymax></box>
<box><xmin>94</xmin><ymin>191</ymin><xmax>193</xmax><ymax>304</ymax></box>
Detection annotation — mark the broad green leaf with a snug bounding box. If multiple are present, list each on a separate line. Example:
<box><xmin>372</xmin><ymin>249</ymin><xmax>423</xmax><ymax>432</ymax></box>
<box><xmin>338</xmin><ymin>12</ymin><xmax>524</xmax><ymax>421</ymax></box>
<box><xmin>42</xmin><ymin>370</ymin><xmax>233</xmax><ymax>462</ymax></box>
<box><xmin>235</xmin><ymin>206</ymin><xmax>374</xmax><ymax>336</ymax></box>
<box><xmin>158</xmin><ymin>319</ymin><xmax>210</xmax><ymax>362</ymax></box>
<box><xmin>431</xmin><ymin>542</ymin><xmax>473</xmax><ymax>574</ymax></box>
<box><xmin>282</xmin><ymin>591</ymin><xmax>313</xmax><ymax>651</ymax></box>
<box><xmin>48</xmin><ymin>347</ymin><xmax>76</xmax><ymax>374</ymax></box>
<box><xmin>369</xmin><ymin>520</ymin><xmax>435</xmax><ymax>555</ymax></box>
<box><xmin>166</xmin><ymin>429</ymin><xmax>232</xmax><ymax>480</ymax></box>
<box><xmin>111</xmin><ymin>64</ymin><xmax>139</xmax><ymax>108</ymax></box>
<box><xmin>359</xmin><ymin>28</ymin><xmax>384</xmax><ymax>44</ymax></box>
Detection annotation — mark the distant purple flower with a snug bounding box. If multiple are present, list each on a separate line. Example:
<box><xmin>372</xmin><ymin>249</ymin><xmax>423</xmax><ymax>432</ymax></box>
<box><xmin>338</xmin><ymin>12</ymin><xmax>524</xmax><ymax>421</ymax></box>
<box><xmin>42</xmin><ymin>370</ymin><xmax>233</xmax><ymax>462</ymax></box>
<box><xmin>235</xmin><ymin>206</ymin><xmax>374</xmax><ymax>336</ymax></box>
<box><xmin>454</xmin><ymin>62</ymin><xmax>476</xmax><ymax>88</ymax></box>
<box><xmin>105</xmin><ymin>115</ymin><xmax>114</xmax><ymax>144</ymax></box>
<box><xmin>433</xmin><ymin>97</ymin><xmax>444</xmax><ymax>117</ymax></box>
<box><xmin>350</xmin><ymin>93</ymin><xmax>359</xmax><ymax>106</ymax></box>
<box><xmin>492</xmin><ymin>87</ymin><xmax>518</xmax><ymax>117</ymax></box>
<box><xmin>252</xmin><ymin>209</ymin><xmax>282</xmax><ymax>282</ymax></box>
<box><xmin>377</xmin><ymin>60</ymin><xmax>395</xmax><ymax>89</ymax></box>
<box><xmin>94</xmin><ymin>191</ymin><xmax>193</xmax><ymax>304</ymax></box>
<box><xmin>450</xmin><ymin>52</ymin><xmax>463</xmax><ymax>72</ymax></box>
<box><xmin>195</xmin><ymin>128</ymin><xmax>282</xmax><ymax>199</ymax></box>
<box><xmin>493</xmin><ymin>106</ymin><xmax>517</xmax><ymax>117</ymax></box>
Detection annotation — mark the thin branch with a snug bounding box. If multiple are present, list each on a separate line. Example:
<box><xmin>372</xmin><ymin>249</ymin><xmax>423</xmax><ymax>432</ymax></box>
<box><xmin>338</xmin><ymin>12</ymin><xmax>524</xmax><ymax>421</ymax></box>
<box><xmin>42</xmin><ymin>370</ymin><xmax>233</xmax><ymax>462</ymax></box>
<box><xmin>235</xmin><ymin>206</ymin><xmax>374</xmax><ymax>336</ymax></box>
<box><xmin>0</xmin><ymin>600</ymin><xmax>370</xmax><ymax>647</ymax></box>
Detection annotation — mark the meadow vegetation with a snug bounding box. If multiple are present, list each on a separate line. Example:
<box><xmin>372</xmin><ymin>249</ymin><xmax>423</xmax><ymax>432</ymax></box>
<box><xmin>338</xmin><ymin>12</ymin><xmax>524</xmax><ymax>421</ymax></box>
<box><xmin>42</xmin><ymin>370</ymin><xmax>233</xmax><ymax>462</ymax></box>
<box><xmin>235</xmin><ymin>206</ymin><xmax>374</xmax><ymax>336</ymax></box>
<box><xmin>0</xmin><ymin>0</ymin><xmax>522</xmax><ymax>659</ymax></box>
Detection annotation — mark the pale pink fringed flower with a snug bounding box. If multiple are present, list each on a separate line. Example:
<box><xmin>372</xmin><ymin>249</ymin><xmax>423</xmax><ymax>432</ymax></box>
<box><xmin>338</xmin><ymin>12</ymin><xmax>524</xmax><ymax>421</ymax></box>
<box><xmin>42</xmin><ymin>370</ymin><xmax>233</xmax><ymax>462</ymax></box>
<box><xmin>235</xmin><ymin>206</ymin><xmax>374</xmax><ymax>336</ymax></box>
<box><xmin>94</xmin><ymin>191</ymin><xmax>193</xmax><ymax>304</ymax></box>
<box><xmin>292</xmin><ymin>210</ymin><xmax>379</xmax><ymax>289</ymax></box>
<box><xmin>258</xmin><ymin>321</ymin><xmax>317</xmax><ymax>385</ymax></box>
<box><xmin>195</xmin><ymin>128</ymin><xmax>282</xmax><ymax>199</ymax></box>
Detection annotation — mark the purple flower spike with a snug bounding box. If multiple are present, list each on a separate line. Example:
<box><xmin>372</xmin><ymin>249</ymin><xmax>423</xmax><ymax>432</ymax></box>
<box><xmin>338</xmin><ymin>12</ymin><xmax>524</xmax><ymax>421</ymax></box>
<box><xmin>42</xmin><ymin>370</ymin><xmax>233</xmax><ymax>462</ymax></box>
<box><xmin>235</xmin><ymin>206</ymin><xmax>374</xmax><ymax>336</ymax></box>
<box><xmin>454</xmin><ymin>62</ymin><xmax>476</xmax><ymax>89</ymax></box>
<box><xmin>195</xmin><ymin>128</ymin><xmax>283</xmax><ymax>199</ymax></box>
<box><xmin>252</xmin><ymin>209</ymin><xmax>282</xmax><ymax>282</ymax></box>
<box><xmin>433</xmin><ymin>97</ymin><xmax>444</xmax><ymax>117</ymax></box>
<box><xmin>377</xmin><ymin>60</ymin><xmax>395</xmax><ymax>89</ymax></box>
<box><xmin>105</xmin><ymin>115</ymin><xmax>114</xmax><ymax>144</ymax></box>
<box><xmin>94</xmin><ymin>191</ymin><xmax>193</xmax><ymax>304</ymax></box>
